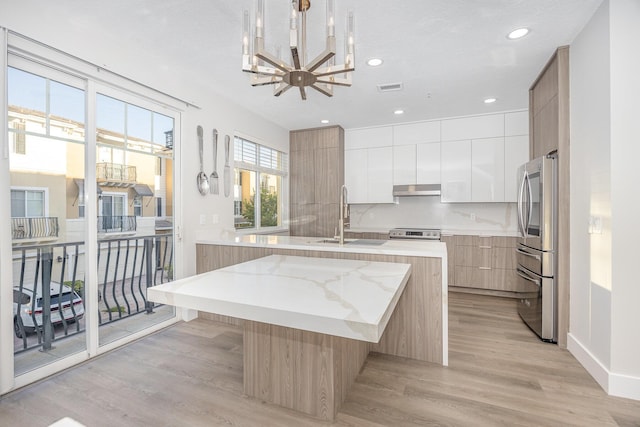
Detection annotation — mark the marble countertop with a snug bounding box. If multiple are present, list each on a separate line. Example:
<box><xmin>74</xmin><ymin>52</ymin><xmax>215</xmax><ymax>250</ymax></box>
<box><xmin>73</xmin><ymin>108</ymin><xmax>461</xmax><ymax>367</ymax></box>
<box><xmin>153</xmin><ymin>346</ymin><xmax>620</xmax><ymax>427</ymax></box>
<box><xmin>148</xmin><ymin>254</ymin><xmax>412</xmax><ymax>342</ymax></box>
<box><xmin>196</xmin><ymin>233</ymin><xmax>447</xmax><ymax>258</ymax></box>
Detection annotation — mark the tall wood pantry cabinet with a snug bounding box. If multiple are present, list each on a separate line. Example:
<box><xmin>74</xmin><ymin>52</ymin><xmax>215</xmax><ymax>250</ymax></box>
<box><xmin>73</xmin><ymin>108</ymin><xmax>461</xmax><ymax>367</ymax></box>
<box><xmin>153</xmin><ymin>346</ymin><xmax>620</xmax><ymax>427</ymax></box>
<box><xmin>289</xmin><ymin>126</ymin><xmax>345</xmax><ymax>238</ymax></box>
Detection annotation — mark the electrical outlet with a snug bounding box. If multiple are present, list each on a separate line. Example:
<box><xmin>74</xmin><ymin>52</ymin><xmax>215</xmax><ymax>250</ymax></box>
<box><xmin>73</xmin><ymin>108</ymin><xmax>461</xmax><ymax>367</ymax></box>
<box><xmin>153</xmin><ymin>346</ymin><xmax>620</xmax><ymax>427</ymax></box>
<box><xmin>212</xmin><ymin>214</ymin><xmax>219</xmax><ymax>224</ymax></box>
<box><xmin>470</xmin><ymin>213</ymin><xmax>476</xmax><ymax>221</ymax></box>
<box><xmin>199</xmin><ymin>214</ymin><xmax>206</xmax><ymax>225</ymax></box>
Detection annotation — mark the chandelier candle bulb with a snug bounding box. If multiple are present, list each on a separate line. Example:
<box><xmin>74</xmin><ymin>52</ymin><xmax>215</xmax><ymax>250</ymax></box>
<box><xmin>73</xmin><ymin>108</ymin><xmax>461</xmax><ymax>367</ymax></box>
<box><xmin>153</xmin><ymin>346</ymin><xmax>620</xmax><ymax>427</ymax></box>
<box><xmin>327</xmin><ymin>0</ymin><xmax>335</xmax><ymax>37</ymax></box>
<box><xmin>255</xmin><ymin>0</ymin><xmax>264</xmax><ymax>38</ymax></box>
<box><xmin>243</xmin><ymin>10</ymin><xmax>250</xmax><ymax>55</ymax></box>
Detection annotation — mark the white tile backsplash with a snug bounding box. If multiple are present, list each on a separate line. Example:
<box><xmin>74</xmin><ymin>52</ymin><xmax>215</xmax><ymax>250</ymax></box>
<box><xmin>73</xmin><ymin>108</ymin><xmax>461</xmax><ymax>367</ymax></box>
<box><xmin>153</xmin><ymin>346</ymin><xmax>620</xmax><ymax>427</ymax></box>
<box><xmin>349</xmin><ymin>197</ymin><xmax>517</xmax><ymax>234</ymax></box>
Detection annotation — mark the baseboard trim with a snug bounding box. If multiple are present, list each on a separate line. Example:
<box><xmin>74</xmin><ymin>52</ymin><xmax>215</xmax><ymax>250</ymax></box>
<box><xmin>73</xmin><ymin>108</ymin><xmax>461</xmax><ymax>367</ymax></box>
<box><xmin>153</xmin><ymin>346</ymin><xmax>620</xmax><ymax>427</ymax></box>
<box><xmin>568</xmin><ymin>333</ymin><xmax>640</xmax><ymax>401</ymax></box>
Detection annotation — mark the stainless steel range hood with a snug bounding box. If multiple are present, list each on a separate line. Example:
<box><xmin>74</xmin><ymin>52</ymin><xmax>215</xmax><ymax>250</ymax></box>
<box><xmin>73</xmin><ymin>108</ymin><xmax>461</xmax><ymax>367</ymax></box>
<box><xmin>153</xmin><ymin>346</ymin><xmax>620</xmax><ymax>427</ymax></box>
<box><xmin>392</xmin><ymin>184</ymin><xmax>442</xmax><ymax>197</ymax></box>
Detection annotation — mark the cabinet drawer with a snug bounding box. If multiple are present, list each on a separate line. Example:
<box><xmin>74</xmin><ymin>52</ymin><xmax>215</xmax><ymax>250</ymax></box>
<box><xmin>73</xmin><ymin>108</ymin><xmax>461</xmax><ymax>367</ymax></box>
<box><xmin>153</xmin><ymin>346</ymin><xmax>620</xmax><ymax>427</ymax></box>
<box><xmin>491</xmin><ymin>246</ymin><xmax>517</xmax><ymax>269</ymax></box>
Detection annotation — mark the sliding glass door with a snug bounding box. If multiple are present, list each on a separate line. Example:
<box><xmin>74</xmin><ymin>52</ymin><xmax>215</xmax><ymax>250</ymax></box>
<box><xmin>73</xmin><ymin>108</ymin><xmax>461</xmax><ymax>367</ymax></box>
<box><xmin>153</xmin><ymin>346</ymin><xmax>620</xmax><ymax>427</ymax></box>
<box><xmin>2</xmin><ymin>44</ymin><xmax>180</xmax><ymax>391</ymax></box>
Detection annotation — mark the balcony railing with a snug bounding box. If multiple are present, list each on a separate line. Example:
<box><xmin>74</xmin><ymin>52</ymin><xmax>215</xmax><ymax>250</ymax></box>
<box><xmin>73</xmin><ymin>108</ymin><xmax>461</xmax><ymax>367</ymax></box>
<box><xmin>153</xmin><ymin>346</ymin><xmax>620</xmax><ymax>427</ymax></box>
<box><xmin>13</xmin><ymin>234</ymin><xmax>174</xmax><ymax>354</ymax></box>
<box><xmin>12</xmin><ymin>217</ymin><xmax>59</xmax><ymax>240</ymax></box>
<box><xmin>96</xmin><ymin>162</ymin><xmax>137</xmax><ymax>186</ymax></box>
<box><xmin>98</xmin><ymin>215</ymin><xmax>136</xmax><ymax>233</ymax></box>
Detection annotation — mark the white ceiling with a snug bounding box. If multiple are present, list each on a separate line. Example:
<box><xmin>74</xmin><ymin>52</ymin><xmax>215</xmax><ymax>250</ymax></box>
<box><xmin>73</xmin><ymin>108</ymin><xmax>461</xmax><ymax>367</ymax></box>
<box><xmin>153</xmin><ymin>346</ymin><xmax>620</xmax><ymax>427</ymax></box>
<box><xmin>7</xmin><ymin>0</ymin><xmax>603</xmax><ymax>131</ymax></box>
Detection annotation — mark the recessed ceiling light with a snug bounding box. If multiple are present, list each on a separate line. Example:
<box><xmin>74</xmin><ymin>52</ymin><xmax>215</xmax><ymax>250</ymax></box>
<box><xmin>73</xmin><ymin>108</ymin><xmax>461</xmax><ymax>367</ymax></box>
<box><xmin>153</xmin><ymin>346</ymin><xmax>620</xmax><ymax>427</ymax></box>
<box><xmin>320</xmin><ymin>119</ymin><xmax>329</xmax><ymax>124</ymax></box>
<box><xmin>367</xmin><ymin>58</ymin><xmax>383</xmax><ymax>67</ymax></box>
<box><xmin>507</xmin><ymin>28</ymin><xmax>529</xmax><ymax>40</ymax></box>
<box><xmin>484</xmin><ymin>98</ymin><xmax>497</xmax><ymax>104</ymax></box>
<box><xmin>393</xmin><ymin>109</ymin><xmax>404</xmax><ymax>115</ymax></box>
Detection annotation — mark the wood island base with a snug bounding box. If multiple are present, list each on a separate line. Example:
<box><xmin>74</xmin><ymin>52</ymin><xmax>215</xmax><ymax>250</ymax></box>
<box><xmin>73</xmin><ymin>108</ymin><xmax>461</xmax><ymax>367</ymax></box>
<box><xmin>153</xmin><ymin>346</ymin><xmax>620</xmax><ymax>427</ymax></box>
<box><xmin>243</xmin><ymin>320</ymin><xmax>370</xmax><ymax>421</ymax></box>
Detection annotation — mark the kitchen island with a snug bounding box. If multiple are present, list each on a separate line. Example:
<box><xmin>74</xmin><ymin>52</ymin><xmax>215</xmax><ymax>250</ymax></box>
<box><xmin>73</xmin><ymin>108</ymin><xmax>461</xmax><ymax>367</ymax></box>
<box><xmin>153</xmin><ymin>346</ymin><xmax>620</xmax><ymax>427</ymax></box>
<box><xmin>196</xmin><ymin>234</ymin><xmax>448</xmax><ymax>366</ymax></box>
<box><xmin>148</xmin><ymin>254</ymin><xmax>412</xmax><ymax>420</ymax></box>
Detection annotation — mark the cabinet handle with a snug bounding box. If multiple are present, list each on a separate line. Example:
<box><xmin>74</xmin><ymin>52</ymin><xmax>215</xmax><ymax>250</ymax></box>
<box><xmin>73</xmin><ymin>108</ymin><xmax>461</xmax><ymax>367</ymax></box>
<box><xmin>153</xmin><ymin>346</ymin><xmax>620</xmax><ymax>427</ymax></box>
<box><xmin>478</xmin><ymin>245</ymin><xmax>492</xmax><ymax>249</ymax></box>
<box><xmin>478</xmin><ymin>267</ymin><xmax>491</xmax><ymax>270</ymax></box>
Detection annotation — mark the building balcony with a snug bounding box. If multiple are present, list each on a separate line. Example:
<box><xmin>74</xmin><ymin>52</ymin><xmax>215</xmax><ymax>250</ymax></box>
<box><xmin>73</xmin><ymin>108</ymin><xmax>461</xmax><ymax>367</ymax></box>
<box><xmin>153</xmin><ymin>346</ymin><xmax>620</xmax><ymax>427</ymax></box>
<box><xmin>96</xmin><ymin>162</ymin><xmax>137</xmax><ymax>188</ymax></box>
<box><xmin>11</xmin><ymin>217</ymin><xmax>59</xmax><ymax>241</ymax></box>
<box><xmin>97</xmin><ymin>215</ymin><xmax>137</xmax><ymax>234</ymax></box>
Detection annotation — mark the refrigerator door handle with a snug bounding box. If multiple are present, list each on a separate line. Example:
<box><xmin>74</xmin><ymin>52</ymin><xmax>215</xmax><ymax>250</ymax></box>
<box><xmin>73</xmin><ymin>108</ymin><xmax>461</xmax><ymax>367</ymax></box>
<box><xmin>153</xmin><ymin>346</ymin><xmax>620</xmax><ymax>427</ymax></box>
<box><xmin>516</xmin><ymin>248</ymin><xmax>541</xmax><ymax>261</ymax></box>
<box><xmin>525</xmin><ymin>172</ymin><xmax>533</xmax><ymax>231</ymax></box>
<box><xmin>516</xmin><ymin>267</ymin><xmax>541</xmax><ymax>286</ymax></box>
<box><xmin>517</xmin><ymin>171</ymin><xmax>527</xmax><ymax>236</ymax></box>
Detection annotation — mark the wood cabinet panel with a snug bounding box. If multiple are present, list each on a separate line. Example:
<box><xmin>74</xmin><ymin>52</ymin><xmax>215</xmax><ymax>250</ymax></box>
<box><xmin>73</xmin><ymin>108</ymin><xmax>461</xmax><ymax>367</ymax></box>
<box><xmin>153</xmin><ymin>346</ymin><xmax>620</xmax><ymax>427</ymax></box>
<box><xmin>449</xmin><ymin>235</ymin><xmax>520</xmax><ymax>293</ymax></box>
<box><xmin>290</xmin><ymin>149</ymin><xmax>316</xmax><ymax>205</ymax></box>
<box><xmin>440</xmin><ymin>235</ymin><xmax>456</xmax><ymax>285</ymax></box>
<box><xmin>532</xmin><ymin>95</ymin><xmax>559</xmax><ymax>158</ymax></box>
<box><xmin>290</xmin><ymin>126</ymin><xmax>344</xmax><ymax>237</ymax></box>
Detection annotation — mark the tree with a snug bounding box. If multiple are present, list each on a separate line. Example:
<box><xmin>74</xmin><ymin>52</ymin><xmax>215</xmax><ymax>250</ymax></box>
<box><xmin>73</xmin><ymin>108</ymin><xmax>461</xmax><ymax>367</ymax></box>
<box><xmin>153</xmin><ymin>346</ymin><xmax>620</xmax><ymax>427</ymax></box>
<box><xmin>242</xmin><ymin>187</ymin><xmax>278</xmax><ymax>227</ymax></box>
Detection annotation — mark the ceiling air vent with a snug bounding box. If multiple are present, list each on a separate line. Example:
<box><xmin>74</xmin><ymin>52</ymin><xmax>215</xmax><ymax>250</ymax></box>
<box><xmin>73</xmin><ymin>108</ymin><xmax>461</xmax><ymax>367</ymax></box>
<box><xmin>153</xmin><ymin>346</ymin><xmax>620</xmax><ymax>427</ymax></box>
<box><xmin>377</xmin><ymin>82</ymin><xmax>403</xmax><ymax>92</ymax></box>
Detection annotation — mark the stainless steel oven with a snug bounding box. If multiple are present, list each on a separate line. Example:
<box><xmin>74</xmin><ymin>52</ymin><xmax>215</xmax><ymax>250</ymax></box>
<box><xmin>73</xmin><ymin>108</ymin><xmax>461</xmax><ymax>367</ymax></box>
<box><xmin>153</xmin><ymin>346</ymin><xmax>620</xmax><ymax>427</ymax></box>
<box><xmin>516</xmin><ymin>154</ymin><xmax>557</xmax><ymax>342</ymax></box>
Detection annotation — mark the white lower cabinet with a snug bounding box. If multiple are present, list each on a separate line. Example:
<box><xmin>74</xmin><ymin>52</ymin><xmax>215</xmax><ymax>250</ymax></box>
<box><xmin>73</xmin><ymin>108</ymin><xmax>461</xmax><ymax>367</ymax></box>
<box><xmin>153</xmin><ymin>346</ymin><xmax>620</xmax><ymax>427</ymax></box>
<box><xmin>345</xmin><ymin>146</ymin><xmax>393</xmax><ymax>204</ymax></box>
<box><xmin>441</xmin><ymin>140</ymin><xmax>471</xmax><ymax>202</ymax></box>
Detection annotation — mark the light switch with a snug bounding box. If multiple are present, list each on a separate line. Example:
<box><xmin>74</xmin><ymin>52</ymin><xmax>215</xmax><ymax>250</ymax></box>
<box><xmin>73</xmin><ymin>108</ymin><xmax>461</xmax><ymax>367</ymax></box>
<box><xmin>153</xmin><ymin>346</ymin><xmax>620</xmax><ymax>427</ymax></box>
<box><xmin>589</xmin><ymin>216</ymin><xmax>602</xmax><ymax>234</ymax></box>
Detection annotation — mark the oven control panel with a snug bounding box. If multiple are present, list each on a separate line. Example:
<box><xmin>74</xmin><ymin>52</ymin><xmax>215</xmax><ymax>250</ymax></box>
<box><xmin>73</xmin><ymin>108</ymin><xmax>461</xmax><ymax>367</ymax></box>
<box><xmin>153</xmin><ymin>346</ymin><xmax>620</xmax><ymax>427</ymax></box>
<box><xmin>389</xmin><ymin>228</ymin><xmax>441</xmax><ymax>240</ymax></box>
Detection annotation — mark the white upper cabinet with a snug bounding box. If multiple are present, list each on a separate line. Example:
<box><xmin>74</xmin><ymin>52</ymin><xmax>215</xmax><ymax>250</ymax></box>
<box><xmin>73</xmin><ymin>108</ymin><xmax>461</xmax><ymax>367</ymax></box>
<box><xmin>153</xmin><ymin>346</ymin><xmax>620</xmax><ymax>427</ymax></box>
<box><xmin>504</xmin><ymin>135</ymin><xmax>529</xmax><ymax>201</ymax></box>
<box><xmin>393</xmin><ymin>145</ymin><xmax>416</xmax><ymax>185</ymax></box>
<box><xmin>472</xmin><ymin>137</ymin><xmax>505</xmax><ymax>202</ymax></box>
<box><xmin>345</xmin><ymin>126</ymin><xmax>392</xmax><ymax>150</ymax></box>
<box><xmin>441</xmin><ymin>114</ymin><xmax>504</xmax><ymax>141</ymax></box>
<box><xmin>345</xmin><ymin>147</ymin><xmax>394</xmax><ymax>204</ymax></box>
<box><xmin>441</xmin><ymin>140</ymin><xmax>471</xmax><ymax>202</ymax></box>
<box><xmin>367</xmin><ymin>147</ymin><xmax>394</xmax><ymax>203</ymax></box>
<box><xmin>416</xmin><ymin>142</ymin><xmax>441</xmax><ymax>184</ymax></box>
<box><xmin>392</xmin><ymin>121</ymin><xmax>440</xmax><ymax>145</ymax></box>
<box><xmin>505</xmin><ymin>111</ymin><xmax>529</xmax><ymax>136</ymax></box>
<box><xmin>343</xmin><ymin>110</ymin><xmax>528</xmax><ymax>204</ymax></box>
<box><xmin>344</xmin><ymin>148</ymin><xmax>368</xmax><ymax>204</ymax></box>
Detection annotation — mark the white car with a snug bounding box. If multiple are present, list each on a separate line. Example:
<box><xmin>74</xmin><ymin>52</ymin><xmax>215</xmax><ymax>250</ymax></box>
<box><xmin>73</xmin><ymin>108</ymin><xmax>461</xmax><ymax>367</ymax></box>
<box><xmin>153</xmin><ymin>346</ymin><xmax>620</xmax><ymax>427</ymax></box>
<box><xmin>13</xmin><ymin>282</ymin><xmax>84</xmax><ymax>338</ymax></box>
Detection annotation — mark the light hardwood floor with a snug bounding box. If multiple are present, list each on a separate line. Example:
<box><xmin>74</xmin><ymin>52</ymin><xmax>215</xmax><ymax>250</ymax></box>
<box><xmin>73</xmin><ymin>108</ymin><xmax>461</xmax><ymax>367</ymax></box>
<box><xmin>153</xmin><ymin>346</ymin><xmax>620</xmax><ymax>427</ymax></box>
<box><xmin>1</xmin><ymin>292</ymin><xmax>639</xmax><ymax>426</ymax></box>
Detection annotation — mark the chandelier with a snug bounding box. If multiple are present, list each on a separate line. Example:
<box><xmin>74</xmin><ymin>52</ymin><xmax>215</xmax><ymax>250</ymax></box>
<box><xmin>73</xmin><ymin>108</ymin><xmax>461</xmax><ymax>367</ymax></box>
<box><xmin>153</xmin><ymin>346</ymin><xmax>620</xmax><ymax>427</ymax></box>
<box><xmin>242</xmin><ymin>0</ymin><xmax>355</xmax><ymax>100</ymax></box>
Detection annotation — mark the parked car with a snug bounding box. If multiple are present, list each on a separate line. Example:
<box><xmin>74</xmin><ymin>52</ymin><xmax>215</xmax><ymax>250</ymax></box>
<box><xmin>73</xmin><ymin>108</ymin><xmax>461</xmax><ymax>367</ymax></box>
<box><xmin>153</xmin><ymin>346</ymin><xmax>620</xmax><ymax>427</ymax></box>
<box><xmin>13</xmin><ymin>282</ymin><xmax>84</xmax><ymax>338</ymax></box>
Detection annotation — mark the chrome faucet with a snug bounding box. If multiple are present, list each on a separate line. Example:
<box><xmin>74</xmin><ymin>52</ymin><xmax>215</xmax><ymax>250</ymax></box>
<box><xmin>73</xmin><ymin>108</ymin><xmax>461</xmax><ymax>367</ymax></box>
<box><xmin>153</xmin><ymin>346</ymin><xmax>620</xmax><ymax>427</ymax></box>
<box><xmin>339</xmin><ymin>185</ymin><xmax>350</xmax><ymax>245</ymax></box>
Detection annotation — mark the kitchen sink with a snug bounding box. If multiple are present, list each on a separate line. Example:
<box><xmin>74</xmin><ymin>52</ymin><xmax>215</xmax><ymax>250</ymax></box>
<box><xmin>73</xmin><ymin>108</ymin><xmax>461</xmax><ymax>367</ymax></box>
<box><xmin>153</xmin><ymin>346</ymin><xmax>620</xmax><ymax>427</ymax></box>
<box><xmin>315</xmin><ymin>238</ymin><xmax>386</xmax><ymax>246</ymax></box>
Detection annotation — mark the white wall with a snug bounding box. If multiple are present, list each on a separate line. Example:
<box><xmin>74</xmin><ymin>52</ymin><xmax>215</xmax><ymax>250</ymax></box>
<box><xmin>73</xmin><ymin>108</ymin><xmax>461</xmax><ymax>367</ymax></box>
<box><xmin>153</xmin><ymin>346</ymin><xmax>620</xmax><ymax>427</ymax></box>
<box><xmin>608</xmin><ymin>0</ymin><xmax>640</xmax><ymax>391</ymax></box>
<box><xmin>569</xmin><ymin>0</ymin><xmax>640</xmax><ymax>400</ymax></box>
<box><xmin>0</xmin><ymin>8</ymin><xmax>289</xmax><ymax>279</ymax></box>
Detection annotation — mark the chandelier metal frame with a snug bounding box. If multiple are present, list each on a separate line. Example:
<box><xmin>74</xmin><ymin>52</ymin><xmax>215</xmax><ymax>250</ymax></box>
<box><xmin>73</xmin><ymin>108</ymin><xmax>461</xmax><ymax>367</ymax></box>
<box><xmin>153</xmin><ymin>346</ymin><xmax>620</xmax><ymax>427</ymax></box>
<box><xmin>242</xmin><ymin>0</ymin><xmax>355</xmax><ymax>100</ymax></box>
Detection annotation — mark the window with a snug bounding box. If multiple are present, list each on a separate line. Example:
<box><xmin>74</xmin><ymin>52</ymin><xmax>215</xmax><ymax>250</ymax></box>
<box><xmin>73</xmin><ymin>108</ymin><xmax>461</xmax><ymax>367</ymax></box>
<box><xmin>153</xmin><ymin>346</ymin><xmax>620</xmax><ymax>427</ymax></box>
<box><xmin>11</xmin><ymin>189</ymin><xmax>45</xmax><ymax>217</ymax></box>
<box><xmin>156</xmin><ymin>197</ymin><xmax>162</xmax><ymax>217</ymax></box>
<box><xmin>233</xmin><ymin>136</ymin><xmax>287</xmax><ymax>230</ymax></box>
<box><xmin>12</xmin><ymin>121</ymin><xmax>26</xmax><ymax>154</ymax></box>
<box><xmin>133</xmin><ymin>196</ymin><xmax>142</xmax><ymax>216</ymax></box>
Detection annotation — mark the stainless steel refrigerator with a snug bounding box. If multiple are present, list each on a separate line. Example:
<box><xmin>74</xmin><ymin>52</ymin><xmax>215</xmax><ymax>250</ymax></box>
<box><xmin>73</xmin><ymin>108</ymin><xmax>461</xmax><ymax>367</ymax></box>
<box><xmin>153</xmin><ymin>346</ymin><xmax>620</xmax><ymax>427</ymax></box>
<box><xmin>515</xmin><ymin>153</ymin><xmax>557</xmax><ymax>342</ymax></box>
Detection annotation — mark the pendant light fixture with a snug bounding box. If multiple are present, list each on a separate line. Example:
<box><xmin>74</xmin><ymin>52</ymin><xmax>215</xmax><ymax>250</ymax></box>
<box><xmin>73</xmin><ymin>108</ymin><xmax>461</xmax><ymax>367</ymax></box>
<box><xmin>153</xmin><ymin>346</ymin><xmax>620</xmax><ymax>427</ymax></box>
<box><xmin>242</xmin><ymin>0</ymin><xmax>355</xmax><ymax>100</ymax></box>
